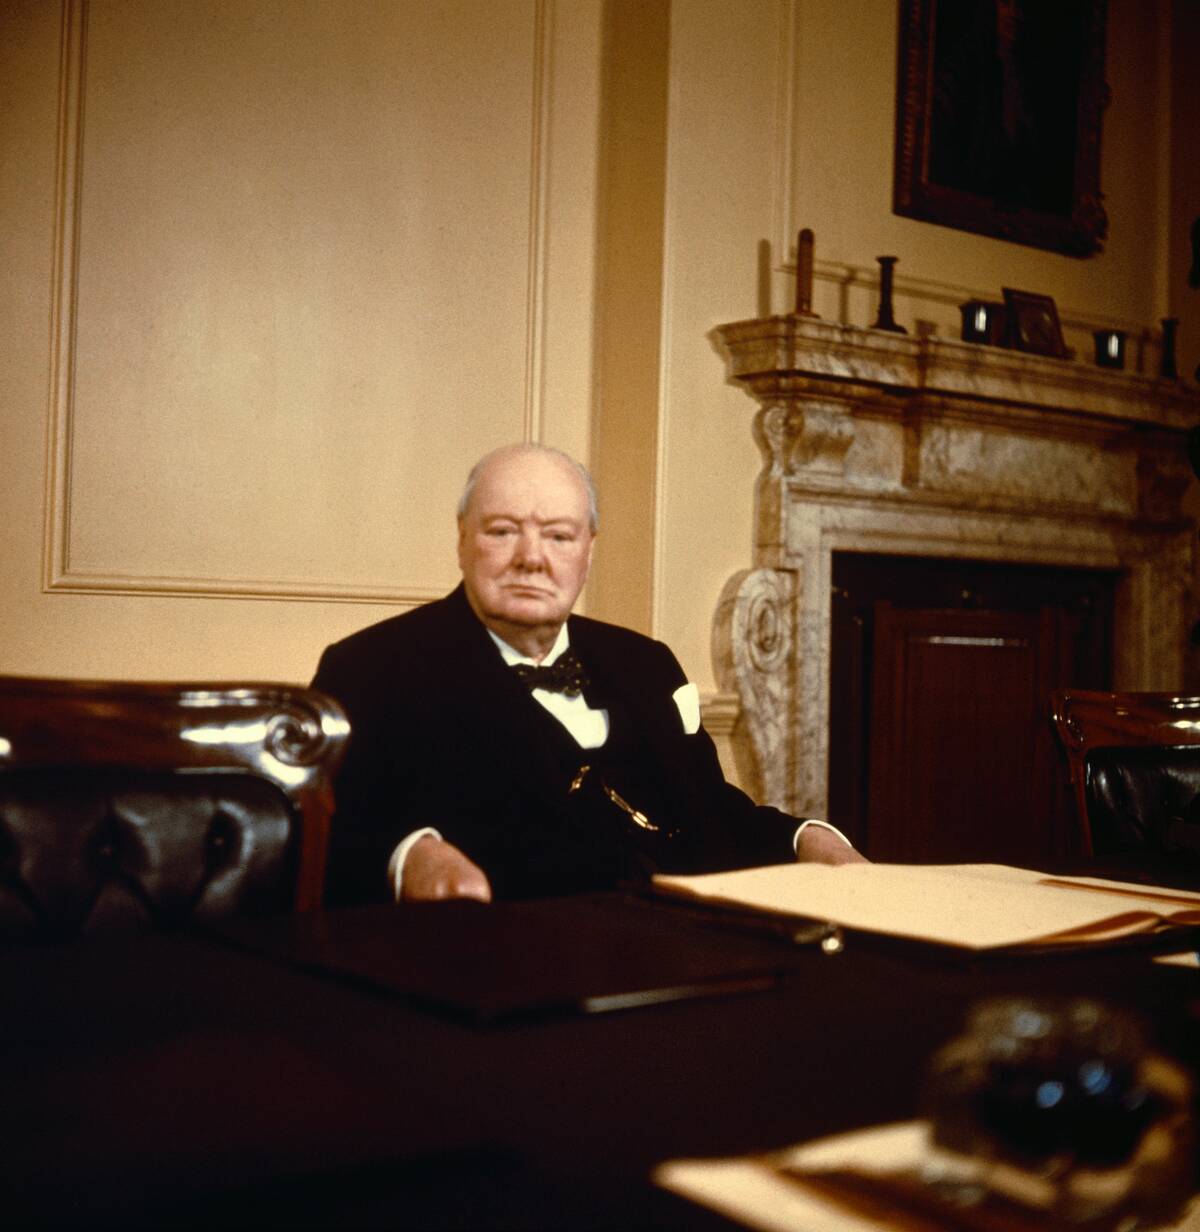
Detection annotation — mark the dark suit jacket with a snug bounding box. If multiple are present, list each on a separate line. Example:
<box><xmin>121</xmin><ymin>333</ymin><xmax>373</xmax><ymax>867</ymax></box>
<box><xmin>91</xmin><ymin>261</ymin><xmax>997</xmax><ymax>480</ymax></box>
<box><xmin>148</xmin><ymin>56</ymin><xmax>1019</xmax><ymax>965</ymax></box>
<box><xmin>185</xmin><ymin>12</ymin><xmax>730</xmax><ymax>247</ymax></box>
<box><xmin>312</xmin><ymin>585</ymin><xmax>798</xmax><ymax>903</ymax></box>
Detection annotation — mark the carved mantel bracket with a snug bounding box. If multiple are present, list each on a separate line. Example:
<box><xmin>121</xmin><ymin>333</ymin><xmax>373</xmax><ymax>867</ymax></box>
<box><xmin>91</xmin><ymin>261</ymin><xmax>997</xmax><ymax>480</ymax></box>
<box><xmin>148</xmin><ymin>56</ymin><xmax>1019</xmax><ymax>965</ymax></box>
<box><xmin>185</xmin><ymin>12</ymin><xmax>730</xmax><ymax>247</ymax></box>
<box><xmin>713</xmin><ymin>567</ymin><xmax>795</xmax><ymax>811</ymax></box>
<box><xmin>711</xmin><ymin>314</ymin><xmax>1200</xmax><ymax>817</ymax></box>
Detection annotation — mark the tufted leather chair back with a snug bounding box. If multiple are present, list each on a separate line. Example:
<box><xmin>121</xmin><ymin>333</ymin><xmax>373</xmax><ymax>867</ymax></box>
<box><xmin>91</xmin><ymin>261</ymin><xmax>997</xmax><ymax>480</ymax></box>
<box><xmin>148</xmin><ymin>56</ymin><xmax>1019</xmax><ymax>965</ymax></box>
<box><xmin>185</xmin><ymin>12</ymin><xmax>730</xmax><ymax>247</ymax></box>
<box><xmin>1051</xmin><ymin>690</ymin><xmax>1200</xmax><ymax>877</ymax></box>
<box><xmin>1083</xmin><ymin>746</ymin><xmax>1200</xmax><ymax>867</ymax></box>
<box><xmin>0</xmin><ymin>677</ymin><xmax>349</xmax><ymax>941</ymax></box>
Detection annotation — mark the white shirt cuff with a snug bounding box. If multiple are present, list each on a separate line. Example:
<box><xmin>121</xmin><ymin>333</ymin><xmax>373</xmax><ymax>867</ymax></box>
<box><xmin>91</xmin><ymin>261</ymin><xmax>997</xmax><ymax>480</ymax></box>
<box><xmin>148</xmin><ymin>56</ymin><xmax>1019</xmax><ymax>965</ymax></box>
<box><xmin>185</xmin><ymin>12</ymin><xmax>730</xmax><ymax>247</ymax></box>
<box><xmin>387</xmin><ymin>827</ymin><xmax>442</xmax><ymax>901</ymax></box>
<box><xmin>792</xmin><ymin>818</ymin><xmax>854</xmax><ymax>857</ymax></box>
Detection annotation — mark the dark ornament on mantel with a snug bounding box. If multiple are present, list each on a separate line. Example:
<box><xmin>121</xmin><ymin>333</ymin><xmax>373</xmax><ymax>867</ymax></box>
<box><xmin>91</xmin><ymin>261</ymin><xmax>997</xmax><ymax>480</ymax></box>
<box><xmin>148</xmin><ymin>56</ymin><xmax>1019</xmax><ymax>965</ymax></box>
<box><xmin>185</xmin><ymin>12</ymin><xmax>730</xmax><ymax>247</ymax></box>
<box><xmin>1093</xmin><ymin>329</ymin><xmax>1126</xmax><ymax>370</ymax></box>
<box><xmin>872</xmin><ymin>256</ymin><xmax>907</xmax><ymax>334</ymax></box>
<box><xmin>793</xmin><ymin>228</ymin><xmax>819</xmax><ymax>317</ymax></box>
<box><xmin>1187</xmin><ymin>426</ymin><xmax>1200</xmax><ymax>481</ymax></box>
<box><xmin>1160</xmin><ymin>318</ymin><xmax>1179</xmax><ymax>380</ymax></box>
<box><xmin>960</xmin><ymin>300</ymin><xmax>1005</xmax><ymax>345</ymax></box>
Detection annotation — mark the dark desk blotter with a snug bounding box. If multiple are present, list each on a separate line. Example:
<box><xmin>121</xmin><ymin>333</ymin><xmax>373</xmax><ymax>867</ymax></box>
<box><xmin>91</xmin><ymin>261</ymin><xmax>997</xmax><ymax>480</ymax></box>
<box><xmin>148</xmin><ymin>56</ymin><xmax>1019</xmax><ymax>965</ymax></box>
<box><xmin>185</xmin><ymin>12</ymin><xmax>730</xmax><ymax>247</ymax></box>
<box><xmin>209</xmin><ymin>892</ymin><xmax>815</xmax><ymax>1024</ymax></box>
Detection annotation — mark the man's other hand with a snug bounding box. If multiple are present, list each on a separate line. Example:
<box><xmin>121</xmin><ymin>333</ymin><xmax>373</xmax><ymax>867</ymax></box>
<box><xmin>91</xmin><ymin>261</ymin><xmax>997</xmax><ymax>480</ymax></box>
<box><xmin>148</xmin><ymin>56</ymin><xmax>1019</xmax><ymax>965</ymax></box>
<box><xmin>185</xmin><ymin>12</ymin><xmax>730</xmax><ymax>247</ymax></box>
<box><xmin>402</xmin><ymin>835</ymin><xmax>493</xmax><ymax>902</ymax></box>
<box><xmin>796</xmin><ymin>824</ymin><xmax>869</xmax><ymax>866</ymax></box>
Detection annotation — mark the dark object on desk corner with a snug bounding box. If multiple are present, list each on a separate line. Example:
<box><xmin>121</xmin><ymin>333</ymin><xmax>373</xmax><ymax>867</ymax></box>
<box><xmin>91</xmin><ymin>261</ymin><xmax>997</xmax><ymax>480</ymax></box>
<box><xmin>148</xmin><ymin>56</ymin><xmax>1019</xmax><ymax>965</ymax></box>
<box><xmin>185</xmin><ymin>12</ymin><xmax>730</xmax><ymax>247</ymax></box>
<box><xmin>1002</xmin><ymin>288</ymin><xmax>1067</xmax><ymax>359</ymax></box>
<box><xmin>872</xmin><ymin>256</ymin><xmax>907</xmax><ymax>333</ymax></box>
<box><xmin>0</xmin><ymin>675</ymin><xmax>349</xmax><ymax>942</ymax></box>
<box><xmin>923</xmin><ymin>996</ymin><xmax>1193</xmax><ymax>1228</ymax></box>
<box><xmin>212</xmin><ymin>892</ymin><xmax>814</xmax><ymax>1026</ymax></box>
<box><xmin>1051</xmin><ymin>688</ymin><xmax>1200</xmax><ymax>875</ymax></box>
<box><xmin>793</xmin><ymin>227</ymin><xmax>819</xmax><ymax>318</ymax></box>
<box><xmin>1093</xmin><ymin>328</ymin><xmax>1126</xmax><ymax>370</ymax></box>
<box><xmin>959</xmin><ymin>300</ymin><xmax>1005</xmax><ymax>346</ymax></box>
<box><xmin>1159</xmin><ymin>318</ymin><xmax>1179</xmax><ymax>380</ymax></box>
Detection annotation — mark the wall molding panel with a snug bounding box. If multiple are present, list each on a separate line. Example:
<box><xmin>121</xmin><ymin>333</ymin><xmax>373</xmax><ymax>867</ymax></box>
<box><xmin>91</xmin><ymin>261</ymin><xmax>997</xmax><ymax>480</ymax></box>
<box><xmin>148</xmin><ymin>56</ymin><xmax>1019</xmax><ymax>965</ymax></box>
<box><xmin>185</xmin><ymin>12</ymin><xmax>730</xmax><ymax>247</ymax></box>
<box><xmin>521</xmin><ymin>0</ymin><xmax>551</xmax><ymax>446</ymax></box>
<box><xmin>42</xmin><ymin>0</ymin><xmax>563</xmax><ymax>606</ymax></box>
<box><xmin>42</xmin><ymin>0</ymin><xmax>85</xmax><ymax>597</ymax></box>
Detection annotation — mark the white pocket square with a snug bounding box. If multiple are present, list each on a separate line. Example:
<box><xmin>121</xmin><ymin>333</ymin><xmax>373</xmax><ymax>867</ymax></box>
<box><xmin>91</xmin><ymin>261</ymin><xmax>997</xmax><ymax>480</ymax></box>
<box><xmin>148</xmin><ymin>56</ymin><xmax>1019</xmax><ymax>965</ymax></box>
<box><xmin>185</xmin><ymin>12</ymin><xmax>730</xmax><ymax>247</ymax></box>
<box><xmin>672</xmin><ymin>683</ymin><xmax>701</xmax><ymax>735</ymax></box>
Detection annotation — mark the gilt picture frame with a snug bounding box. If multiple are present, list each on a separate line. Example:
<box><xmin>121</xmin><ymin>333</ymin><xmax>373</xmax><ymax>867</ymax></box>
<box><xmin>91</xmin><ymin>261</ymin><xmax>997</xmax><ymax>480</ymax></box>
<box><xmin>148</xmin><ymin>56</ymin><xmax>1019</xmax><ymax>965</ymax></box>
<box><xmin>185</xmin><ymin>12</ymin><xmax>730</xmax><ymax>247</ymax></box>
<box><xmin>893</xmin><ymin>0</ymin><xmax>1109</xmax><ymax>258</ymax></box>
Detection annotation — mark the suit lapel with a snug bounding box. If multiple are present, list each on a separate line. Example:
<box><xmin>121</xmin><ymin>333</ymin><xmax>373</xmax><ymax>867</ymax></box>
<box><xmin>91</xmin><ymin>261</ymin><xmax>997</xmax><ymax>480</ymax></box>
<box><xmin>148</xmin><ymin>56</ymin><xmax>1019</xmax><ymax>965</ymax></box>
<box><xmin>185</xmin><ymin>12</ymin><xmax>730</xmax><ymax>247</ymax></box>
<box><xmin>569</xmin><ymin>616</ymin><xmax>704</xmax><ymax>822</ymax></box>
<box><xmin>441</xmin><ymin>588</ymin><xmax>584</xmax><ymax>807</ymax></box>
<box><xmin>570</xmin><ymin>617</ymin><xmax>678</xmax><ymax>746</ymax></box>
<box><xmin>439</xmin><ymin>592</ymin><xmax>690</xmax><ymax>817</ymax></box>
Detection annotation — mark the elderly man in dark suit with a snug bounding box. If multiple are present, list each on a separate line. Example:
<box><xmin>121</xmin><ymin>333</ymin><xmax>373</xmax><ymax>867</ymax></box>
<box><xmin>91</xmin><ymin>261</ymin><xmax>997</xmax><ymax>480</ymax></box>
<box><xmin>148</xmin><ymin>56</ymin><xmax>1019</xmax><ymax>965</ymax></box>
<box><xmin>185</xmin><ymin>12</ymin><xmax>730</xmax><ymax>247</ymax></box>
<box><xmin>312</xmin><ymin>443</ymin><xmax>862</xmax><ymax>905</ymax></box>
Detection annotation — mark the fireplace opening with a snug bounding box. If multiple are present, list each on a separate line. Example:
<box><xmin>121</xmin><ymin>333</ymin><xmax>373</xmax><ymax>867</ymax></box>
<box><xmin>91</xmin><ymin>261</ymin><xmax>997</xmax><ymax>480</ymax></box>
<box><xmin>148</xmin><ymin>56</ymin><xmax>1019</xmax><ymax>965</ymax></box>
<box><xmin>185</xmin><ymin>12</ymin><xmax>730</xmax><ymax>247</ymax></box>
<box><xmin>828</xmin><ymin>552</ymin><xmax>1117</xmax><ymax>867</ymax></box>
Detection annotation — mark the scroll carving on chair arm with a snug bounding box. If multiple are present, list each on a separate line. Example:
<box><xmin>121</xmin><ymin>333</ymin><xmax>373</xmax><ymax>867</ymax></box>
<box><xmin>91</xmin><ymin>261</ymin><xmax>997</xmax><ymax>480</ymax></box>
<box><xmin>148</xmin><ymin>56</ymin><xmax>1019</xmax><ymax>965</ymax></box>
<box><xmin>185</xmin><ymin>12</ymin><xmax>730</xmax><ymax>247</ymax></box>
<box><xmin>262</xmin><ymin>694</ymin><xmax>349</xmax><ymax>768</ymax></box>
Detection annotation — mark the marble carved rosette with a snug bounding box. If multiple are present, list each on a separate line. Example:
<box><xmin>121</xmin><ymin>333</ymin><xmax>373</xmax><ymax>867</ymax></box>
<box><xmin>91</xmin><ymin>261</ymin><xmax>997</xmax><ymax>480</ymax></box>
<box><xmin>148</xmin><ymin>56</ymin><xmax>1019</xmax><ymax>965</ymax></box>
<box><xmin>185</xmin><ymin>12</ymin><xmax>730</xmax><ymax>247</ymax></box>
<box><xmin>713</xmin><ymin>567</ymin><xmax>795</xmax><ymax>812</ymax></box>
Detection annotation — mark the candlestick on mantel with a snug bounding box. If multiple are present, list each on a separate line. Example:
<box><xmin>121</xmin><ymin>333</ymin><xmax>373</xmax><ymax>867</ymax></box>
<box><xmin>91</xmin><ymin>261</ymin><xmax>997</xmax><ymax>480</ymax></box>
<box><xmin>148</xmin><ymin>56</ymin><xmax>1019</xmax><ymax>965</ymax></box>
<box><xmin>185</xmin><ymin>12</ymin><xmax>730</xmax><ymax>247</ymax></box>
<box><xmin>1160</xmin><ymin>318</ymin><xmax>1179</xmax><ymax>380</ymax></box>
<box><xmin>871</xmin><ymin>256</ymin><xmax>906</xmax><ymax>334</ymax></box>
<box><xmin>793</xmin><ymin>228</ymin><xmax>818</xmax><ymax>317</ymax></box>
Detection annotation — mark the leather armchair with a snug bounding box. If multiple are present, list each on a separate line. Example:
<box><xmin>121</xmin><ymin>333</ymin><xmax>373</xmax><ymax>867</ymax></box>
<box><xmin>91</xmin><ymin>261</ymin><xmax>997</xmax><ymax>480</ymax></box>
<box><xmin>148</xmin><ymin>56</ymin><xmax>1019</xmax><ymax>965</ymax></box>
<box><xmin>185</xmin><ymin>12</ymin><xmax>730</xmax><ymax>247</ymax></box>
<box><xmin>1051</xmin><ymin>689</ymin><xmax>1200</xmax><ymax>880</ymax></box>
<box><xmin>0</xmin><ymin>677</ymin><xmax>349</xmax><ymax>941</ymax></box>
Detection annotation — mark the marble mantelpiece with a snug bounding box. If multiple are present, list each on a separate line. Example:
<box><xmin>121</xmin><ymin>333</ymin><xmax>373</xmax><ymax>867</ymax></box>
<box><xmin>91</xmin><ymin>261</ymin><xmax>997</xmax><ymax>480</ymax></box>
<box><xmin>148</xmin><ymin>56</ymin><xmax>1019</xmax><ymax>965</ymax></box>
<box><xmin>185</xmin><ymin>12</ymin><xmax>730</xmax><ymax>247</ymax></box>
<box><xmin>711</xmin><ymin>314</ymin><xmax>1200</xmax><ymax>818</ymax></box>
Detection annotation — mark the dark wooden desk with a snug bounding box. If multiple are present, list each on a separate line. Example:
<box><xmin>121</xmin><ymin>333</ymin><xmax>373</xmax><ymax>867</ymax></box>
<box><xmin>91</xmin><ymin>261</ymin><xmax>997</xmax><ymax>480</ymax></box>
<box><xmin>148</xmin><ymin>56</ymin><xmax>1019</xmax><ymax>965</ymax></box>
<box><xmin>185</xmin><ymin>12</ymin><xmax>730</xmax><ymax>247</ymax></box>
<box><xmin>3</xmin><ymin>895</ymin><xmax>1197</xmax><ymax>1230</ymax></box>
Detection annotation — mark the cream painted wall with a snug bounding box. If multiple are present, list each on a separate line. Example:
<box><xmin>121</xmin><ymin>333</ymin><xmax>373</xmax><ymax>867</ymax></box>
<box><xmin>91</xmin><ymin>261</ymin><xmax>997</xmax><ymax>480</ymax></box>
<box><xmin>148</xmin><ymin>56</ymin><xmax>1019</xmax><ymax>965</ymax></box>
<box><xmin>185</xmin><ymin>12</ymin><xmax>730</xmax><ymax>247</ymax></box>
<box><xmin>587</xmin><ymin>0</ymin><xmax>669</xmax><ymax>637</ymax></box>
<box><xmin>0</xmin><ymin>0</ymin><xmax>601</xmax><ymax>683</ymax></box>
<box><xmin>0</xmin><ymin>0</ymin><xmax>1191</xmax><ymax>705</ymax></box>
<box><xmin>651</xmin><ymin>0</ymin><xmax>784</xmax><ymax>683</ymax></box>
<box><xmin>649</xmin><ymin>0</ymin><xmax>1187</xmax><ymax>696</ymax></box>
<box><xmin>1169</xmin><ymin>0</ymin><xmax>1200</xmax><ymax>386</ymax></box>
<box><xmin>784</xmin><ymin>0</ymin><xmax>1172</xmax><ymax>348</ymax></box>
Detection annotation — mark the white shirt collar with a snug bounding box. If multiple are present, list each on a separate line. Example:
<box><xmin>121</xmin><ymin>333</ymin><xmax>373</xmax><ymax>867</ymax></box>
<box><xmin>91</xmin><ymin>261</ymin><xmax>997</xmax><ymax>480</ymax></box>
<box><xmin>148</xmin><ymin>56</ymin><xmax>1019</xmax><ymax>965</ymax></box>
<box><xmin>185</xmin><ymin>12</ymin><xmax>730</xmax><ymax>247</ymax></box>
<box><xmin>486</xmin><ymin>622</ymin><xmax>570</xmax><ymax>668</ymax></box>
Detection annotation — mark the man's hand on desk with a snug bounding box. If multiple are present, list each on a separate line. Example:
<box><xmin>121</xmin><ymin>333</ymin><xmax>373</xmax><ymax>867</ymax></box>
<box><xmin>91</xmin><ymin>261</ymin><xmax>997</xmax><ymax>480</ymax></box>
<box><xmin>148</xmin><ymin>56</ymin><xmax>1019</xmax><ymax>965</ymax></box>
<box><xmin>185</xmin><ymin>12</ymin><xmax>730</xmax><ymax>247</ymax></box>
<box><xmin>796</xmin><ymin>824</ymin><xmax>869</xmax><ymax>866</ymax></box>
<box><xmin>402</xmin><ymin>835</ymin><xmax>493</xmax><ymax>902</ymax></box>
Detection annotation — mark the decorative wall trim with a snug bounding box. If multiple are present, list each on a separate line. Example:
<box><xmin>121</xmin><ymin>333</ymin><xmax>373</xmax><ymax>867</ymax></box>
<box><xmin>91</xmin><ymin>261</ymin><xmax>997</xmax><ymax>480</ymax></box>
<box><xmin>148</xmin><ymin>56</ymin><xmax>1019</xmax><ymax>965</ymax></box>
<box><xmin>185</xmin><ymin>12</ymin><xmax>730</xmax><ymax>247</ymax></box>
<box><xmin>648</xmin><ymin>19</ymin><xmax>677</xmax><ymax>641</ymax></box>
<box><xmin>42</xmin><ymin>0</ymin><xmax>86</xmax><ymax>597</ymax></box>
<box><xmin>699</xmin><ymin>690</ymin><xmax>741</xmax><ymax>736</ymax></box>
<box><xmin>41</xmin><ymin>570</ymin><xmax>449</xmax><ymax>605</ymax></box>
<box><xmin>772</xmin><ymin>0</ymin><xmax>798</xmax><ymax>307</ymax></box>
<box><xmin>42</xmin><ymin>0</ymin><xmax>558</xmax><ymax>604</ymax></box>
<box><xmin>523</xmin><ymin>0</ymin><xmax>552</xmax><ymax>444</ymax></box>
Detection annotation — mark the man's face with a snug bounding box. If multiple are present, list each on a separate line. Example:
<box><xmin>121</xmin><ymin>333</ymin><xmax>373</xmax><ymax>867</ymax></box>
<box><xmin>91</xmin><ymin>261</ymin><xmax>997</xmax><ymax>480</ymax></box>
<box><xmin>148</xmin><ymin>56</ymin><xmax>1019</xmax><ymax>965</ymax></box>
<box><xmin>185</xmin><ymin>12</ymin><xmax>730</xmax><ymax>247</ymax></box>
<box><xmin>457</xmin><ymin>450</ymin><xmax>594</xmax><ymax>642</ymax></box>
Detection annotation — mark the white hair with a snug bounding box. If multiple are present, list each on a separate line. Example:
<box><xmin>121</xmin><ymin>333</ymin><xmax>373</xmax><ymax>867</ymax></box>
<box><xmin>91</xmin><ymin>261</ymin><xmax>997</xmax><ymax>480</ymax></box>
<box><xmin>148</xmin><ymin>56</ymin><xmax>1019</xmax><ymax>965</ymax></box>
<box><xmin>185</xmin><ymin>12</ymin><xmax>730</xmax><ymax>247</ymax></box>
<box><xmin>456</xmin><ymin>444</ymin><xmax>599</xmax><ymax>533</ymax></box>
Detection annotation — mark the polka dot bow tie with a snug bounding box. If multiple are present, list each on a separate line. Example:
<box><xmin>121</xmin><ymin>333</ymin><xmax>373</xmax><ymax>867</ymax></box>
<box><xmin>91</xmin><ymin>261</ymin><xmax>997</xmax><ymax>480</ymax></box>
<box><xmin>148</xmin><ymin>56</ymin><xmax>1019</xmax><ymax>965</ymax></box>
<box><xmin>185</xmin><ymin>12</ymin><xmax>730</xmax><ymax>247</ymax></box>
<box><xmin>510</xmin><ymin>649</ymin><xmax>590</xmax><ymax>698</ymax></box>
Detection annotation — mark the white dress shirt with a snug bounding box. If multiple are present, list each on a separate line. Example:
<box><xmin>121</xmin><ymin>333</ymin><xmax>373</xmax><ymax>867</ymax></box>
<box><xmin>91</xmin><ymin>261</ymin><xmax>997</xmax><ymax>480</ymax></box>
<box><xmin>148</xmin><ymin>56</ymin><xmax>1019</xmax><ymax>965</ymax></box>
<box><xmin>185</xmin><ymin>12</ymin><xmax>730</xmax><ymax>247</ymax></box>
<box><xmin>387</xmin><ymin>626</ymin><xmax>851</xmax><ymax>899</ymax></box>
<box><xmin>488</xmin><ymin>624</ymin><xmax>610</xmax><ymax>748</ymax></box>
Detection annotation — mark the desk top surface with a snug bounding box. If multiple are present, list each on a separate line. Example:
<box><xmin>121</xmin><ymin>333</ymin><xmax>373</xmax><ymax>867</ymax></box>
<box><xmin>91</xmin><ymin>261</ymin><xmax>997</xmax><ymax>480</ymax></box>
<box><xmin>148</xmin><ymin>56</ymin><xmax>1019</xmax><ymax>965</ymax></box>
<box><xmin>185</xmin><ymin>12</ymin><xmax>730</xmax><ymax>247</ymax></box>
<box><xmin>4</xmin><ymin>893</ymin><xmax>1197</xmax><ymax>1230</ymax></box>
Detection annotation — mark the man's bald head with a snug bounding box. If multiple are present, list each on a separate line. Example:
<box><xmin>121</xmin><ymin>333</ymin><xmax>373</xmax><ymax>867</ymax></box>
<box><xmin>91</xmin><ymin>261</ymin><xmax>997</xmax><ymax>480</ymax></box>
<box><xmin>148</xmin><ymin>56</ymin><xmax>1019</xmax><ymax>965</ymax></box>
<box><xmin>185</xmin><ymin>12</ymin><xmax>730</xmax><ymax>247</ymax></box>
<box><xmin>457</xmin><ymin>444</ymin><xmax>599</xmax><ymax>534</ymax></box>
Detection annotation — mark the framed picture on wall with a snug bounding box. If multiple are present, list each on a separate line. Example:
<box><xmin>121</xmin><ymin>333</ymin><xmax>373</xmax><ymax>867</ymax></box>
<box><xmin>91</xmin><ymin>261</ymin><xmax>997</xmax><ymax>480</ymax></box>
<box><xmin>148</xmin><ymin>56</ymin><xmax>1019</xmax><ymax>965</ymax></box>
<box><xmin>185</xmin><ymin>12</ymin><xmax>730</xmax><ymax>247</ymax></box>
<box><xmin>893</xmin><ymin>0</ymin><xmax>1109</xmax><ymax>258</ymax></box>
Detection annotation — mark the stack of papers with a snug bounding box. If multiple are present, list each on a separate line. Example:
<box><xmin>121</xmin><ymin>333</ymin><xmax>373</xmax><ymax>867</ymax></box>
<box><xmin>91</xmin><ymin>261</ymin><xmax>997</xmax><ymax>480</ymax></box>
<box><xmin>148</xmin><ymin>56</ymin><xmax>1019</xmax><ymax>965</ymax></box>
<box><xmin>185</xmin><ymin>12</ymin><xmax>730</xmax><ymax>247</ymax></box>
<box><xmin>656</xmin><ymin>1121</ymin><xmax>1200</xmax><ymax>1231</ymax></box>
<box><xmin>653</xmin><ymin>863</ymin><xmax>1200</xmax><ymax>952</ymax></box>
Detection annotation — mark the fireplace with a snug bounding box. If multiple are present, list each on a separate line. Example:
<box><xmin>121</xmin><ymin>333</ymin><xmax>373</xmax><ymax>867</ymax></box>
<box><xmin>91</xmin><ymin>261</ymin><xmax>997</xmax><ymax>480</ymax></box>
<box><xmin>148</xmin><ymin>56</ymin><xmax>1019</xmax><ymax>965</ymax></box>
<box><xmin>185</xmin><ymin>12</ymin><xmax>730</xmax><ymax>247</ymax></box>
<box><xmin>712</xmin><ymin>315</ymin><xmax>1200</xmax><ymax>862</ymax></box>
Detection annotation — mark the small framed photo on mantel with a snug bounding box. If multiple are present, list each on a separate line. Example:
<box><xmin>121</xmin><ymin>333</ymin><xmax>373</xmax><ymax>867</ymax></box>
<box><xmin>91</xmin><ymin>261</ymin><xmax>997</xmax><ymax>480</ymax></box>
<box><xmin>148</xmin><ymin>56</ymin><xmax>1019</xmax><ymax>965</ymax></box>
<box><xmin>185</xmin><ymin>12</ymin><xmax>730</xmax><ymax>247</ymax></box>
<box><xmin>1001</xmin><ymin>287</ymin><xmax>1067</xmax><ymax>358</ymax></box>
